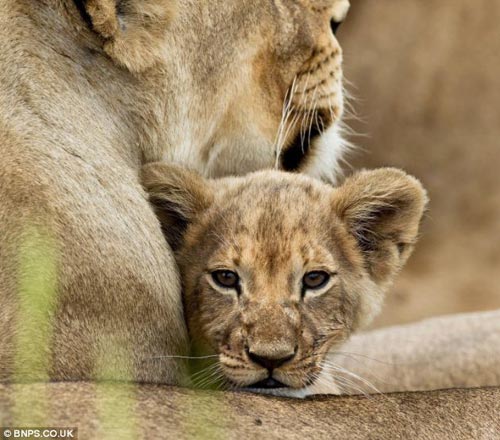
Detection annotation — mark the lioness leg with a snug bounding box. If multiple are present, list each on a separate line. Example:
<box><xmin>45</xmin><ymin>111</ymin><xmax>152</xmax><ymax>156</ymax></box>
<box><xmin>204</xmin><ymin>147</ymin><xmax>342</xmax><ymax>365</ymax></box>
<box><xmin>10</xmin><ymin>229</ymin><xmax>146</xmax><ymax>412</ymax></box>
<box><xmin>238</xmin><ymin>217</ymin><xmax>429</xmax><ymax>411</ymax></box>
<box><xmin>328</xmin><ymin>310</ymin><xmax>500</xmax><ymax>394</ymax></box>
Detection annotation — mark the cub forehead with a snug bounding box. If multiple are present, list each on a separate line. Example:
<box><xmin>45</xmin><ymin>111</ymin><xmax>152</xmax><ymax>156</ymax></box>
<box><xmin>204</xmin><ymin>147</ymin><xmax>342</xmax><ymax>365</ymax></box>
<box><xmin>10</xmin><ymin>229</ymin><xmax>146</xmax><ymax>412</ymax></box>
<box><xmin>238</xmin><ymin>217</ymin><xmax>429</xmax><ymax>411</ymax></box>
<box><xmin>203</xmin><ymin>172</ymin><xmax>340</xmax><ymax>253</ymax></box>
<box><xmin>211</xmin><ymin>172</ymin><xmax>331</xmax><ymax>229</ymax></box>
<box><xmin>216</xmin><ymin>170</ymin><xmax>330</xmax><ymax>205</ymax></box>
<box><xmin>216</xmin><ymin>171</ymin><xmax>333</xmax><ymax>215</ymax></box>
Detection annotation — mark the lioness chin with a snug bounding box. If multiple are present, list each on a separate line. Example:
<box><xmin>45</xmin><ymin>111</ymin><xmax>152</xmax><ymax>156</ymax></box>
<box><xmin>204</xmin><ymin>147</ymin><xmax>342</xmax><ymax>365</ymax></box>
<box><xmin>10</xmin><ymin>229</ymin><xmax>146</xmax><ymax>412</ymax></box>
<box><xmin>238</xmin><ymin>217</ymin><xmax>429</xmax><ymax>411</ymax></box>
<box><xmin>142</xmin><ymin>163</ymin><xmax>428</xmax><ymax>396</ymax></box>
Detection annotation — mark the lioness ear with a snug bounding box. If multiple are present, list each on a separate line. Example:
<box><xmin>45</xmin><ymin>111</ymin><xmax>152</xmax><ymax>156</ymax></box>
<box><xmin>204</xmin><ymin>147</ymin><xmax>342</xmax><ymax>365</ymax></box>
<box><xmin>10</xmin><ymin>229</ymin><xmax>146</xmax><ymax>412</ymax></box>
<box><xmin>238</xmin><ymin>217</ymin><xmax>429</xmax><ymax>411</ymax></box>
<box><xmin>141</xmin><ymin>163</ymin><xmax>213</xmax><ymax>250</ymax></box>
<box><xmin>333</xmin><ymin>168</ymin><xmax>428</xmax><ymax>285</ymax></box>
<box><xmin>84</xmin><ymin>0</ymin><xmax>177</xmax><ymax>72</ymax></box>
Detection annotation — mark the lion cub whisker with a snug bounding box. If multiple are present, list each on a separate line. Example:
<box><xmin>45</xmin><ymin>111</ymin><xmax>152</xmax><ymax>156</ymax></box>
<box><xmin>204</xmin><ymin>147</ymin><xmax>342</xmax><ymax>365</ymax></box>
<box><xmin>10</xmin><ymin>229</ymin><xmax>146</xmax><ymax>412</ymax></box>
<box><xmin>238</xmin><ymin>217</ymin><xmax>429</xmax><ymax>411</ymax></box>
<box><xmin>143</xmin><ymin>354</ymin><xmax>220</xmax><ymax>361</ymax></box>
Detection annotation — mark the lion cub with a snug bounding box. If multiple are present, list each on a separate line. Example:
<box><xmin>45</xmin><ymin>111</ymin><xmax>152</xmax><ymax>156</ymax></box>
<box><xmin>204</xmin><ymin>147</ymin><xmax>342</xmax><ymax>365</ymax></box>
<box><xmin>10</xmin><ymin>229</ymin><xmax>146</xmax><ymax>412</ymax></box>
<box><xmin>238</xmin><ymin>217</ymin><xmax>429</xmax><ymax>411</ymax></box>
<box><xmin>142</xmin><ymin>164</ymin><xmax>427</xmax><ymax>394</ymax></box>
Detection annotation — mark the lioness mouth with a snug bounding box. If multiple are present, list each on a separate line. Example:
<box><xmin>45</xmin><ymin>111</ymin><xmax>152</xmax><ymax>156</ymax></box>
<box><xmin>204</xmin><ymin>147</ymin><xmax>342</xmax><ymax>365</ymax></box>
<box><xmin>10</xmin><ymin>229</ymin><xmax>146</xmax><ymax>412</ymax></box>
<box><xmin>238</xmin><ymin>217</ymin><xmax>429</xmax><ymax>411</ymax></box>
<box><xmin>248</xmin><ymin>377</ymin><xmax>289</xmax><ymax>389</ymax></box>
<box><xmin>281</xmin><ymin>110</ymin><xmax>326</xmax><ymax>172</ymax></box>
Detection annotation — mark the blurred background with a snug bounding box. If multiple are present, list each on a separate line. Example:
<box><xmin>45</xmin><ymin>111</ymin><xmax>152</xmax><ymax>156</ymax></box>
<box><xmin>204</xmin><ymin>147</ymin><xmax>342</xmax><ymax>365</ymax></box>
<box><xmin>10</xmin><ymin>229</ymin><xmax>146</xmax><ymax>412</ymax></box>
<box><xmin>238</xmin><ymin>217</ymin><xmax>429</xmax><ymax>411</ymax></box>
<box><xmin>340</xmin><ymin>1</ymin><xmax>500</xmax><ymax>328</ymax></box>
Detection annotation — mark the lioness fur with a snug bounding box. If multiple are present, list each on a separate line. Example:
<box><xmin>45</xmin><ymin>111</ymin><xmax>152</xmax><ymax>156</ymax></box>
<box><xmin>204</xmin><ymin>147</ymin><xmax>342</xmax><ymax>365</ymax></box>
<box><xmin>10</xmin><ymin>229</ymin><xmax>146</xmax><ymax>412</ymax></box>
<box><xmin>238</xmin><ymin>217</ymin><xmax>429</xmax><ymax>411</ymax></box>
<box><xmin>0</xmin><ymin>0</ymin><xmax>350</xmax><ymax>383</ymax></box>
<box><xmin>335</xmin><ymin>309</ymin><xmax>500</xmax><ymax>394</ymax></box>
<box><xmin>1</xmin><ymin>382</ymin><xmax>499</xmax><ymax>440</ymax></box>
<box><xmin>142</xmin><ymin>163</ymin><xmax>427</xmax><ymax>394</ymax></box>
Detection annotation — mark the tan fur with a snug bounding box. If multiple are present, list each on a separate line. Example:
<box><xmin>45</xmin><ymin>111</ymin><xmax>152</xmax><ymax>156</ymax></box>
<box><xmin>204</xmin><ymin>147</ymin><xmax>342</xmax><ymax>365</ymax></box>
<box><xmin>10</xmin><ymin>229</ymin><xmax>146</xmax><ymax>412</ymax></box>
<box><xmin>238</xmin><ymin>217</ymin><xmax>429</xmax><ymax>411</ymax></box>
<box><xmin>86</xmin><ymin>0</ymin><xmax>178</xmax><ymax>72</ymax></box>
<box><xmin>0</xmin><ymin>0</ymin><xmax>350</xmax><ymax>383</ymax></box>
<box><xmin>142</xmin><ymin>164</ymin><xmax>427</xmax><ymax>392</ymax></box>
<box><xmin>1</xmin><ymin>382</ymin><xmax>498</xmax><ymax>439</ymax></box>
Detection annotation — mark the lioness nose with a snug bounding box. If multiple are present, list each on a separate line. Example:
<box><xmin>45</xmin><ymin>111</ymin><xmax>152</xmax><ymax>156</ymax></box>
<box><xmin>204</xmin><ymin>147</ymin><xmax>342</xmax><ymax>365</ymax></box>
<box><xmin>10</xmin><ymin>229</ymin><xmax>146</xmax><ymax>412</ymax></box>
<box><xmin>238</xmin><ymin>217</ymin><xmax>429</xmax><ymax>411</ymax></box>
<box><xmin>246</xmin><ymin>347</ymin><xmax>296</xmax><ymax>371</ymax></box>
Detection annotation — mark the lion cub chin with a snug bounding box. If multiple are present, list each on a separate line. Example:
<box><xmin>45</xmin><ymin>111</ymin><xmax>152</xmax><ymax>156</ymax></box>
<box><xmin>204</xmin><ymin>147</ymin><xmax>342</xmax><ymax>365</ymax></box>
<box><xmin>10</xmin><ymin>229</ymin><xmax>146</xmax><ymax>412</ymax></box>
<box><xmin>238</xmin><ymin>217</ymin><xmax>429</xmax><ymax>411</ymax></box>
<box><xmin>141</xmin><ymin>164</ymin><xmax>428</xmax><ymax>395</ymax></box>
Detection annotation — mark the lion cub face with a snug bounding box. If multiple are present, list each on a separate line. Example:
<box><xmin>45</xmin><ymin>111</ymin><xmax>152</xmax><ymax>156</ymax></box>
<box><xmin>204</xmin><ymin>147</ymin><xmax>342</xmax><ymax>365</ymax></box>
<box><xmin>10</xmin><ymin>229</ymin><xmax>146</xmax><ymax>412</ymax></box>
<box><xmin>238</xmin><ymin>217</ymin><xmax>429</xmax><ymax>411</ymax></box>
<box><xmin>142</xmin><ymin>164</ymin><xmax>427</xmax><ymax>391</ymax></box>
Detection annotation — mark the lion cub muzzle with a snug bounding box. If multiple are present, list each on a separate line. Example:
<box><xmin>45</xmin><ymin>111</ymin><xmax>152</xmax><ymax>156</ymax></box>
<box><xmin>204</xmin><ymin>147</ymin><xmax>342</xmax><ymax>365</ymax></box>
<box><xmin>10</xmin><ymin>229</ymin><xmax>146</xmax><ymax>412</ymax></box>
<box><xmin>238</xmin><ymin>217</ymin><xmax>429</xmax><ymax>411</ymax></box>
<box><xmin>241</xmin><ymin>304</ymin><xmax>299</xmax><ymax>388</ymax></box>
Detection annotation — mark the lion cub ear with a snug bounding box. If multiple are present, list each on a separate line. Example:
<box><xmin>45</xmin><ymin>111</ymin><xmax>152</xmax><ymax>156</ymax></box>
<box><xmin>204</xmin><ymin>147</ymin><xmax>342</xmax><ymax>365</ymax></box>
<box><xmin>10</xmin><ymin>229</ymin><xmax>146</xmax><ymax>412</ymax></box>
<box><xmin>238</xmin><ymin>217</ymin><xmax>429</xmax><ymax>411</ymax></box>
<box><xmin>333</xmin><ymin>168</ymin><xmax>428</xmax><ymax>286</ymax></box>
<box><xmin>141</xmin><ymin>163</ymin><xmax>213</xmax><ymax>250</ymax></box>
<box><xmin>84</xmin><ymin>0</ymin><xmax>177</xmax><ymax>72</ymax></box>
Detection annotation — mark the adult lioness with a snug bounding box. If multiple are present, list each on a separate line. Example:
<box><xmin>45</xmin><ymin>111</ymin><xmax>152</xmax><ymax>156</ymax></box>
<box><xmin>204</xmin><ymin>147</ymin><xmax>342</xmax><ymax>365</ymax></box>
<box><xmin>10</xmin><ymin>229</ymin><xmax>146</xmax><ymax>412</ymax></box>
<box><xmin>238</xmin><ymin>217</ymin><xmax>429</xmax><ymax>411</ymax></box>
<box><xmin>0</xmin><ymin>0</ymin><xmax>350</xmax><ymax>383</ymax></box>
<box><xmin>142</xmin><ymin>163</ymin><xmax>427</xmax><ymax>394</ymax></box>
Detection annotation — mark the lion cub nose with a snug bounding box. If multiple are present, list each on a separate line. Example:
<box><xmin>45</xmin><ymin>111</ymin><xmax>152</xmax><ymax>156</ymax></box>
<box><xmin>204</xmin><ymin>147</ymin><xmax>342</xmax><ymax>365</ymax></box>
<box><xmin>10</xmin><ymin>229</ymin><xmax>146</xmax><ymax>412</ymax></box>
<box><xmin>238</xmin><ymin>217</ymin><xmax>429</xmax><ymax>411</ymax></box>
<box><xmin>246</xmin><ymin>346</ymin><xmax>297</xmax><ymax>371</ymax></box>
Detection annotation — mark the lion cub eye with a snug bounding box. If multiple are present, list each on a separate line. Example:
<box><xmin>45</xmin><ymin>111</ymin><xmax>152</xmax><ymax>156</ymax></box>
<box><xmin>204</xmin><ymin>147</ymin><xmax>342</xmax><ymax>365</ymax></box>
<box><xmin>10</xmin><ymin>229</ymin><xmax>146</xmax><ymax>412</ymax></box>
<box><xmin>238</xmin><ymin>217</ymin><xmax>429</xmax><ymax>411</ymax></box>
<box><xmin>211</xmin><ymin>270</ymin><xmax>240</xmax><ymax>289</ymax></box>
<box><xmin>302</xmin><ymin>271</ymin><xmax>330</xmax><ymax>291</ymax></box>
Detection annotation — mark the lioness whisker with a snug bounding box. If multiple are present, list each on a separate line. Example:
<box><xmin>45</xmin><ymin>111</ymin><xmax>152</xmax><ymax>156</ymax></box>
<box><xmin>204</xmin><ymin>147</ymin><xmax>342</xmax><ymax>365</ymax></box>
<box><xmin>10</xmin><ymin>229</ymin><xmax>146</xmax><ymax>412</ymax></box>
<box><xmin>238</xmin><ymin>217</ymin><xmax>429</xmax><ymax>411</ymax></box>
<box><xmin>279</xmin><ymin>108</ymin><xmax>302</xmax><ymax>156</ymax></box>
<box><xmin>302</xmin><ymin>105</ymin><xmax>316</xmax><ymax>154</ymax></box>
<box><xmin>276</xmin><ymin>101</ymin><xmax>296</xmax><ymax>162</ymax></box>
<box><xmin>298</xmin><ymin>73</ymin><xmax>313</xmax><ymax>149</ymax></box>
<box><xmin>274</xmin><ymin>75</ymin><xmax>298</xmax><ymax>165</ymax></box>
<box><xmin>306</xmin><ymin>86</ymin><xmax>320</xmax><ymax>150</ymax></box>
